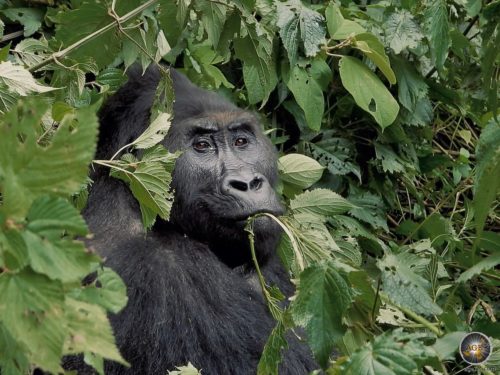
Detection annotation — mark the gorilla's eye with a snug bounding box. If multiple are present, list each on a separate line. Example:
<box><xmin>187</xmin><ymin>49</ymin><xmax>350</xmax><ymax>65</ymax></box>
<box><xmin>234</xmin><ymin>137</ymin><xmax>248</xmax><ymax>147</ymax></box>
<box><xmin>193</xmin><ymin>140</ymin><xmax>212</xmax><ymax>151</ymax></box>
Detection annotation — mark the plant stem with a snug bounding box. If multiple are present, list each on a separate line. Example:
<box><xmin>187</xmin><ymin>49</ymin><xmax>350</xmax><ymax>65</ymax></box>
<box><xmin>28</xmin><ymin>0</ymin><xmax>159</xmax><ymax>72</ymax></box>
<box><xmin>397</xmin><ymin>304</ymin><xmax>443</xmax><ymax>336</ymax></box>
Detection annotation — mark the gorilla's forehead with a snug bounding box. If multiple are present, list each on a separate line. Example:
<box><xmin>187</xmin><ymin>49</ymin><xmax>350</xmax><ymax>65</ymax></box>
<box><xmin>182</xmin><ymin>111</ymin><xmax>260</xmax><ymax>134</ymax></box>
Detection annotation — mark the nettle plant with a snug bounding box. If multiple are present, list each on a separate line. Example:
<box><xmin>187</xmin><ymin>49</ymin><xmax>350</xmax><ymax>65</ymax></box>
<box><xmin>0</xmin><ymin>1</ymin><xmax>498</xmax><ymax>374</ymax></box>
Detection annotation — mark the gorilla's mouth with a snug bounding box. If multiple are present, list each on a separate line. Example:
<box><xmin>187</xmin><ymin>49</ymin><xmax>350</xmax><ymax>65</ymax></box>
<box><xmin>222</xmin><ymin>207</ymin><xmax>284</xmax><ymax>223</ymax></box>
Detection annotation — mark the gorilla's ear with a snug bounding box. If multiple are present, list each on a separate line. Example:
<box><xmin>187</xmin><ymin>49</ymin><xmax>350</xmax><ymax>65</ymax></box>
<box><xmin>170</xmin><ymin>68</ymin><xmax>238</xmax><ymax>121</ymax></box>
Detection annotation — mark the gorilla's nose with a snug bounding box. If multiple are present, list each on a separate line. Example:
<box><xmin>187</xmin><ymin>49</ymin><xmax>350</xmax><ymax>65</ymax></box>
<box><xmin>227</xmin><ymin>174</ymin><xmax>264</xmax><ymax>192</ymax></box>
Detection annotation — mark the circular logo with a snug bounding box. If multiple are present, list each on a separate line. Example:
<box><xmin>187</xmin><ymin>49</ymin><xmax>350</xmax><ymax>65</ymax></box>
<box><xmin>459</xmin><ymin>332</ymin><xmax>492</xmax><ymax>365</ymax></box>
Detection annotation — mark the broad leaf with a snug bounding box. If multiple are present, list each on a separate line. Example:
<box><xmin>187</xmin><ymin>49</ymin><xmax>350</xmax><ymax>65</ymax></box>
<box><xmin>339</xmin><ymin>56</ymin><xmax>399</xmax><ymax>129</ymax></box>
<box><xmin>278</xmin><ymin>154</ymin><xmax>325</xmax><ymax>189</ymax></box>
<box><xmin>0</xmin><ymin>61</ymin><xmax>54</xmax><ymax>96</ymax></box>
<box><xmin>354</xmin><ymin>33</ymin><xmax>396</xmax><ymax>84</ymax></box>
<box><xmin>457</xmin><ymin>254</ymin><xmax>500</xmax><ymax>283</ymax></box>
<box><xmin>0</xmin><ymin>99</ymin><xmax>98</xmax><ymax>217</ymax></box>
<box><xmin>197</xmin><ymin>0</ymin><xmax>227</xmax><ymax>48</ymax></box>
<box><xmin>377</xmin><ymin>253</ymin><xmax>442</xmax><ymax>316</ymax></box>
<box><xmin>342</xmin><ymin>329</ymin><xmax>436</xmax><ymax>374</ymax></box>
<box><xmin>0</xmin><ymin>270</ymin><xmax>65</xmax><ymax>373</ymax></box>
<box><xmin>290</xmin><ymin>189</ymin><xmax>355</xmax><ymax>217</ymax></box>
<box><xmin>384</xmin><ymin>10</ymin><xmax>424</xmax><ymax>54</ymax></box>
<box><xmin>292</xmin><ymin>261</ymin><xmax>353</xmax><ymax>367</ymax></box>
<box><xmin>257</xmin><ymin>320</ymin><xmax>287</xmax><ymax>375</ymax></box>
<box><xmin>325</xmin><ymin>3</ymin><xmax>365</xmax><ymax>40</ymax></box>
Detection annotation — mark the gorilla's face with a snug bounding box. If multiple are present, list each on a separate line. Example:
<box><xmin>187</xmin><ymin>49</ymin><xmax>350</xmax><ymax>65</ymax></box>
<box><xmin>165</xmin><ymin>110</ymin><xmax>283</xmax><ymax>266</ymax></box>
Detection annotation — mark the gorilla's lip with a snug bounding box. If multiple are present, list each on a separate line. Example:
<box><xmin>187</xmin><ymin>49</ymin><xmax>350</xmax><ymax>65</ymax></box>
<box><xmin>225</xmin><ymin>208</ymin><xmax>284</xmax><ymax>222</ymax></box>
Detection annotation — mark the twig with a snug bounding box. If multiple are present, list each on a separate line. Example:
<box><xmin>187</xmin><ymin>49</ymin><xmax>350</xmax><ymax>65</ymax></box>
<box><xmin>28</xmin><ymin>0</ymin><xmax>159</xmax><ymax>72</ymax></box>
<box><xmin>0</xmin><ymin>30</ymin><xmax>24</xmax><ymax>43</ymax></box>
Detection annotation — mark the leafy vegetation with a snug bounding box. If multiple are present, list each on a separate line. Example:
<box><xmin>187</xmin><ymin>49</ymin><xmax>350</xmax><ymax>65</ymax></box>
<box><xmin>0</xmin><ymin>0</ymin><xmax>498</xmax><ymax>374</ymax></box>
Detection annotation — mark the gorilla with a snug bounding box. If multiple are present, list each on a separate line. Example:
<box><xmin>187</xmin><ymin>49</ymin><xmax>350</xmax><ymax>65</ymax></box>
<box><xmin>69</xmin><ymin>66</ymin><xmax>316</xmax><ymax>374</ymax></box>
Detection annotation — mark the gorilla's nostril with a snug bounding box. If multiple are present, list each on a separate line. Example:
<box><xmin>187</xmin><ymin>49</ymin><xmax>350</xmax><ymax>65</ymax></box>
<box><xmin>249</xmin><ymin>177</ymin><xmax>263</xmax><ymax>191</ymax></box>
<box><xmin>229</xmin><ymin>180</ymin><xmax>248</xmax><ymax>191</ymax></box>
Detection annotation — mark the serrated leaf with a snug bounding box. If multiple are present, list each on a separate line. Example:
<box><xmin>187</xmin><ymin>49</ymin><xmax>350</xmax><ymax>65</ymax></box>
<box><xmin>70</xmin><ymin>267</ymin><xmax>128</xmax><ymax>314</ymax></box>
<box><xmin>168</xmin><ymin>362</ymin><xmax>201</xmax><ymax>375</ymax></box>
<box><xmin>384</xmin><ymin>10</ymin><xmax>424</xmax><ymax>54</ymax></box>
<box><xmin>111</xmin><ymin>146</ymin><xmax>177</xmax><ymax>229</ymax></box>
<box><xmin>424</xmin><ymin>0</ymin><xmax>450</xmax><ymax>70</ymax></box>
<box><xmin>354</xmin><ymin>33</ymin><xmax>396</xmax><ymax>84</ymax></box>
<box><xmin>391</xmin><ymin>56</ymin><xmax>428</xmax><ymax>111</ymax></box>
<box><xmin>0</xmin><ymin>99</ymin><xmax>98</xmax><ymax>217</ymax></box>
<box><xmin>325</xmin><ymin>3</ymin><xmax>365</xmax><ymax>40</ymax></box>
<box><xmin>457</xmin><ymin>254</ymin><xmax>500</xmax><ymax>283</ymax></box>
<box><xmin>0</xmin><ymin>270</ymin><xmax>65</xmax><ymax>373</ymax></box>
<box><xmin>198</xmin><ymin>0</ymin><xmax>227</xmax><ymax>48</ymax></box>
<box><xmin>291</xmin><ymin>261</ymin><xmax>353</xmax><ymax>367</ymax></box>
<box><xmin>278</xmin><ymin>153</ymin><xmax>325</xmax><ymax>189</ymax></box>
<box><xmin>64</xmin><ymin>298</ymin><xmax>127</xmax><ymax>365</ymax></box>
<box><xmin>132</xmin><ymin>112</ymin><xmax>172</xmax><ymax>149</ymax></box>
<box><xmin>13</xmin><ymin>38</ymin><xmax>51</xmax><ymax>68</ymax></box>
<box><xmin>0</xmin><ymin>61</ymin><xmax>54</xmax><ymax>96</ymax></box>
<box><xmin>53</xmin><ymin>2</ymin><xmax>140</xmax><ymax>68</ymax></box>
<box><xmin>305</xmin><ymin>138</ymin><xmax>361</xmax><ymax>182</ymax></box>
<box><xmin>291</xmin><ymin>189</ymin><xmax>355</xmax><ymax>217</ymax></box>
<box><xmin>96</xmin><ymin>68</ymin><xmax>127</xmax><ymax>93</ymax></box>
<box><xmin>234</xmin><ymin>13</ymin><xmax>276</xmax><ymax>104</ymax></box>
<box><xmin>277</xmin><ymin>0</ymin><xmax>325</xmax><ymax>60</ymax></box>
<box><xmin>474</xmin><ymin>120</ymin><xmax>500</xmax><ymax>237</ymax></box>
<box><xmin>342</xmin><ymin>329</ymin><xmax>436</xmax><ymax>375</ymax></box>
<box><xmin>257</xmin><ymin>320</ymin><xmax>287</xmax><ymax>375</ymax></box>
<box><xmin>377</xmin><ymin>253</ymin><xmax>442</xmax><ymax>316</ymax></box>
<box><xmin>339</xmin><ymin>56</ymin><xmax>399</xmax><ymax>129</ymax></box>
<box><xmin>0</xmin><ymin>323</ymin><xmax>30</xmax><ymax>375</ymax></box>
<box><xmin>348</xmin><ymin>190</ymin><xmax>389</xmax><ymax>232</ymax></box>
<box><xmin>22</xmin><ymin>197</ymin><xmax>99</xmax><ymax>282</ymax></box>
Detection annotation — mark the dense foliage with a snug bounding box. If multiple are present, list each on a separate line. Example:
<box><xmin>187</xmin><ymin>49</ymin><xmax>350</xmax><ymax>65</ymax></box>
<box><xmin>0</xmin><ymin>0</ymin><xmax>498</xmax><ymax>374</ymax></box>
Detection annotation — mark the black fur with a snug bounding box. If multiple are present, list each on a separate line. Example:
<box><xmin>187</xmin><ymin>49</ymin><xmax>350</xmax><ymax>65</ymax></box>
<box><xmin>71</xmin><ymin>66</ymin><xmax>315</xmax><ymax>374</ymax></box>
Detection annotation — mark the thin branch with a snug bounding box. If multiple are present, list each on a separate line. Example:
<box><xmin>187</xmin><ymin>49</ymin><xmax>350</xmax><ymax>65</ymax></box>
<box><xmin>28</xmin><ymin>0</ymin><xmax>159</xmax><ymax>72</ymax></box>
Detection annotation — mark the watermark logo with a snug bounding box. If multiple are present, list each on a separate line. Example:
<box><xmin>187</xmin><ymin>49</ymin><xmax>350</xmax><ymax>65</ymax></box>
<box><xmin>459</xmin><ymin>332</ymin><xmax>492</xmax><ymax>365</ymax></box>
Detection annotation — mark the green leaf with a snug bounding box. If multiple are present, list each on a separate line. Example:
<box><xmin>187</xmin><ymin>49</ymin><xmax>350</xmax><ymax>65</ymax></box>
<box><xmin>290</xmin><ymin>189</ymin><xmax>355</xmax><ymax>217</ymax></box>
<box><xmin>2</xmin><ymin>8</ymin><xmax>44</xmax><ymax>37</ymax></box>
<box><xmin>13</xmin><ymin>38</ymin><xmax>51</xmax><ymax>68</ymax></box>
<box><xmin>132</xmin><ymin>112</ymin><xmax>172</xmax><ymax>150</ymax></box>
<box><xmin>234</xmin><ymin>14</ymin><xmax>276</xmax><ymax>104</ymax></box>
<box><xmin>0</xmin><ymin>323</ymin><xmax>30</xmax><ymax>375</ymax></box>
<box><xmin>377</xmin><ymin>253</ymin><xmax>442</xmax><ymax>316</ymax></box>
<box><xmin>197</xmin><ymin>0</ymin><xmax>227</xmax><ymax>48</ymax></box>
<box><xmin>64</xmin><ymin>298</ymin><xmax>127</xmax><ymax>365</ymax></box>
<box><xmin>111</xmin><ymin>146</ymin><xmax>177</xmax><ymax>229</ymax></box>
<box><xmin>354</xmin><ymin>33</ymin><xmax>396</xmax><ymax>84</ymax></box>
<box><xmin>305</xmin><ymin>138</ymin><xmax>361</xmax><ymax>182</ymax></box>
<box><xmin>325</xmin><ymin>3</ymin><xmax>365</xmax><ymax>40</ymax></box>
<box><xmin>391</xmin><ymin>56</ymin><xmax>428</xmax><ymax>111</ymax></box>
<box><xmin>168</xmin><ymin>362</ymin><xmax>202</xmax><ymax>375</ymax></box>
<box><xmin>70</xmin><ymin>267</ymin><xmax>128</xmax><ymax>314</ymax></box>
<box><xmin>384</xmin><ymin>10</ymin><xmax>423</xmax><ymax>54</ymax></box>
<box><xmin>0</xmin><ymin>61</ymin><xmax>54</xmax><ymax>96</ymax></box>
<box><xmin>257</xmin><ymin>320</ymin><xmax>287</xmax><ymax>375</ymax></box>
<box><xmin>22</xmin><ymin>196</ymin><xmax>99</xmax><ymax>282</ymax></box>
<box><xmin>96</xmin><ymin>68</ymin><xmax>127</xmax><ymax>93</ymax></box>
<box><xmin>0</xmin><ymin>99</ymin><xmax>98</xmax><ymax>217</ymax></box>
<box><xmin>278</xmin><ymin>153</ymin><xmax>325</xmax><ymax>189</ymax></box>
<box><xmin>342</xmin><ymin>329</ymin><xmax>436</xmax><ymax>375</ymax></box>
<box><xmin>339</xmin><ymin>56</ymin><xmax>399</xmax><ymax>129</ymax></box>
<box><xmin>285</xmin><ymin>62</ymin><xmax>326</xmax><ymax>131</ymax></box>
<box><xmin>474</xmin><ymin>120</ymin><xmax>500</xmax><ymax>237</ymax></box>
<box><xmin>424</xmin><ymin>0</ymin><xmax>451</xmax><ymax>70</ymax></box>
<box><xmin>291</xmin><ymin>261</ymin><xmax>353</xmax><ymax>367</ymax></box>
<box><xmin>433</xmin><ymin>332</ymin><xmax>467</xmax><ymax>361</ymax></box>
<box><xmin>0</xmin><ymin>270</ymin><xmax>65</xmax><ymax>373</ymax></box>
<box><xmin>457</xmin><ymin>254</ymin><xmax>500</xmax><ymax>283</ymax></box>
<box><xmin>277</xmin><ymin>0</ymin><xmax>325</xmax><ymax>61</ymax></box>
<box><xmin>348</xmin><ymin>190</ymin><xmax>389</xmax><ymax>232</ymax></box>
<box><xmin>53</xmin><ymin>2</ymin><xmax>141</xmax><ymax>68</ymax></box>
